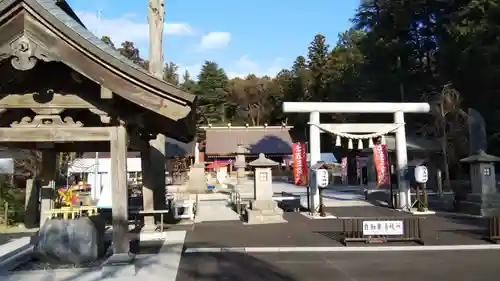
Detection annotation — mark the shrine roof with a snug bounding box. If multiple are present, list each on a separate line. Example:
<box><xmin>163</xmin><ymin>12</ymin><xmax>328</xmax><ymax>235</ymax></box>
<box><xmin>204</xmin><ymin>126</ymin><xmax>294</xmax><ymax>155</ymax></box>
<box><xmin>33</xmin><ymin>0</ymin><xmax>194</xmax><ymax>102</ymax></box>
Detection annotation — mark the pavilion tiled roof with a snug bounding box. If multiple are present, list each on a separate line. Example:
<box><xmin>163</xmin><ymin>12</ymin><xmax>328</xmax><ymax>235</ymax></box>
<box><xmin>205</xmin><ymin>127</ymin><xmax>293</xmax><ymax>155</ymax></box>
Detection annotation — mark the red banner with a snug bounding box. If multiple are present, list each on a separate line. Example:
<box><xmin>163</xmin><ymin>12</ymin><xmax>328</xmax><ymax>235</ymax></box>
<box><xmin>292</xmin><ymin>143</ymin><xmax>308</xmax><ymax>186</ymax></box>
<box><xmin>372</xmin><ymin>144</ymin><xmax>390</xmax><ymax>186</ymax></box>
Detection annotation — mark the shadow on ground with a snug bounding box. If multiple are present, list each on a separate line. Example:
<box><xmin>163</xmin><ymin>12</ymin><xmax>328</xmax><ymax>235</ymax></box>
<box><xmin>179</xmin><ymin>248</ymin><xmax>298</xmax><ymax>281</ymax></box>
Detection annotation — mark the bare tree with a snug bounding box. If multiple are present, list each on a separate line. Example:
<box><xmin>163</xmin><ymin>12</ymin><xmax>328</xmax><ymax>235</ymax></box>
<box><xmin>228</xmin><ymin>75</ymin><xmax>272</xmax><ymax>126</ymax></box>
<box><xmin>421</xmin><ymin>84</ymin><xmax>469</xmax><ymax>190</ymax></box>
<box><xmin>14</xmin><ymin>151</ymin><xmax>76</xmax><ymax>178</ymax></box>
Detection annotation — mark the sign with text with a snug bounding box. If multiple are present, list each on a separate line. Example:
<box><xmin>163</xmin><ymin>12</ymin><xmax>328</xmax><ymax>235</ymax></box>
<box><xmin>292</xmin><ymin>143</ymin><xmax>308</xmax><ymax>186</ymax></box>
<box><xmin>372</xmin><ymin>144</ymin><xmax>390</xmax><ymax>186</ymax></box>
<box><xmin>362</xmin><ymin>220</ymin><xmax>404</xmax><ymax>236</ymax></box>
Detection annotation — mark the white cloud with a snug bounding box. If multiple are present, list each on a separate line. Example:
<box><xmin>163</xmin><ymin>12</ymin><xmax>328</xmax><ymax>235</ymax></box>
<box><xmin>178</xmin><ymin>63</ymin><xmax>202</xmax><ymax>82</ymax></box>
<box><xmin>76</xmin><ymin>11</ymin><xmax>194</xmax><ymax>47</ymax></box>
<box><xmin>226</xmin><ymin>55</ymin><xmax>285</xmax><ymax>78</ymax></box>
<box><xmin>177</xmin><ymin>56</ymin><xmax>285</xmax><ymax>83</ymax></box>
<box><xmin>165</xmin><ymin>23</ymin><xmax>194</xmax><ymax>35</ymax></box>
<box><xmin>199</xmin><ymin>32</ymin><xmax>231</xmax><ymax>51</ymax></box>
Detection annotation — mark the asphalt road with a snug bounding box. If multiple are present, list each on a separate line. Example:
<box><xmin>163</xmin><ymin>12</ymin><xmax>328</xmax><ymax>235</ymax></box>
<box><xmin>176</xmin><ymin>249</ymin><xmax>500</xmax><ymax>281</ymax></box>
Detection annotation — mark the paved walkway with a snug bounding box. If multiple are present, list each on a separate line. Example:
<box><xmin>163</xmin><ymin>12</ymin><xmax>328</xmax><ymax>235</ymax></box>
<box><xmin>177</xmin><ymin>250</ymin><xmax>500</xmax><ymax>281</ymax></box>
<box><xmin>185</xmin><ymin>206</ymin><xmax>491</xmax><ymax>248</ymax></box>
<box><xmin>194</xmin><ymin>197</ymin><xmax>240</xmax><ymax>223</ymax></box>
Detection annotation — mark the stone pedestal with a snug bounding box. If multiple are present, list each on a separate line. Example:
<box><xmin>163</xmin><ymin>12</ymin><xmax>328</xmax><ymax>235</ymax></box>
<box><xmin>247</xmin><ymin>200</ymin><xmax>284</xmax><ymax>224</ymax></box>
<box><xmin>459</xmin><ymin>150</ymin><xmax>500</xmax><ymax>216</ymax></box>
<box><xmin>245</xmin><ymin>153</ymin><xmax>286</xmax><ymax>224</ymax></box>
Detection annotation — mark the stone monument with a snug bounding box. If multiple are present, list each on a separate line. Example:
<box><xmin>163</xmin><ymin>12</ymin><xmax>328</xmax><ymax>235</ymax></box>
<box><xmin>234</xmin><ymin>144</ymin><xmax>248</xmax><ymax>185</ymax></box>
<box><xmin>468</xmin><ymin>108</ymin><xmax>487</xmax><ymax>155</ymax></box>
<box><xmin>459</xmin><ymin>150</ymin><xmax>500</xmax><ymax>216</ymax></box>
<box><xmin>246</xmin><ymin>153</ymin><xmax>286</xmax><ymax>224</ymax></box>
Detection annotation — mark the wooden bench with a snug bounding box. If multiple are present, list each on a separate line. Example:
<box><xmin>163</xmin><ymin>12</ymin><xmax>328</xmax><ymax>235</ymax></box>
<box><xmin>130</xmin><ymin>209</ymin><xmax>170</xmax><ymax>232</ymax></box>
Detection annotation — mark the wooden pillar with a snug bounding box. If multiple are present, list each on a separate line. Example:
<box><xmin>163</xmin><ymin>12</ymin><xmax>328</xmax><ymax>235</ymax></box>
<box><xmin>39</xmin><ymin>151</ymin><xmax>57</xmax><ymax>227</ymax></box>
<box><xmin>140</xmin><ymin>139</ymin><xmax>154</xmax><ymax>228</ymax></box>
<box><xmin>110</xmin><ymin>125</ymin><xmax>129</xmax><ymax>254</ymax></box>
<box><xmin>150</xmin><ymin>134</ymin><xmax>166</xmax><ymax>212</ymax></box>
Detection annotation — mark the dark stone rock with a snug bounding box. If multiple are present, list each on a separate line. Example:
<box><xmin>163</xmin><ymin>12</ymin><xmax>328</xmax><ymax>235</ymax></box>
<box><xmin>33</xmin><ymin>216</ymin><xmax>106</xmax><ymax>265</ymax></box>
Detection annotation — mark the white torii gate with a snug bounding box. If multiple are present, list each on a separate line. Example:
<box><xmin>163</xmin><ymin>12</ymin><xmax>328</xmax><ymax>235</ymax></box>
<box><xmin>283</xmin><ymin>102</ymin><xmax>431</xmax><ymax>212</ymax></box>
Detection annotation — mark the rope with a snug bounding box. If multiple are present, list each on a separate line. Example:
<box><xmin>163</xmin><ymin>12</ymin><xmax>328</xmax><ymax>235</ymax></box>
<box><xmin>308</xmin><ymin>122</ymin><xmax>404</xmax><ymax>139</ymax></box>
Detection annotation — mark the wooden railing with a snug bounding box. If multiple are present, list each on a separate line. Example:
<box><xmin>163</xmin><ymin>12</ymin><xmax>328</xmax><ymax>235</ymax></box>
<box><xmin>489</xmin><ymin>216</ymin><xmax>500</xmax><ymax>243</ymax></box>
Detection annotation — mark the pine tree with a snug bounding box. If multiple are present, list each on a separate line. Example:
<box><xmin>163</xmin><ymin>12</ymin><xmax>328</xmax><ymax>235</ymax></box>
<box><xmin>162</xmin><ymin>62</ymin><xmax>179</xmax><ymax>85</ymax></box>
<box><xmin>196</xmin><ymin>61</ymin><xmax>229</xmax><ymax>125</ymax></box>
<box><xmin>307</xmin><ymin>34</ymin><xmax>329</xmax><ymax>101</ymax></box>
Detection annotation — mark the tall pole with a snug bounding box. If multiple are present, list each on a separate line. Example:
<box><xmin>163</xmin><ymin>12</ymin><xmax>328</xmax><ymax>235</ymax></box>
<box><xmin>147</xmin><ymin>0</ymin><xmax>167</xmax><ymax>217</ymax></box>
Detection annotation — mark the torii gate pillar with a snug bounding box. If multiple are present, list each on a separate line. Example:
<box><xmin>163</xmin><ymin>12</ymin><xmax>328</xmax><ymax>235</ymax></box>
<box><xmin>283</xmin><ymin>102</ymin><xmax>431</xmax><ymax>212</ymax></box>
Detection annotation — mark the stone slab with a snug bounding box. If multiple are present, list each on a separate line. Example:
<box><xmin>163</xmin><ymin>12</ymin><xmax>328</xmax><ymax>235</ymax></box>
<box><xmin>246</xmin><ymin>209</ymin><xmax>287</xmax><ymax>225</ymax></box>
<box><xmin>0</xmin><ymin>237</ymin><xmax>32</xmax><ymax>262</ymax></box>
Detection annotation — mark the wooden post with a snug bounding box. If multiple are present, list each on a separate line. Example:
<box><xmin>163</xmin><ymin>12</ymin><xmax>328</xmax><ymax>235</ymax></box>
<box><xmin>150</xmin><ymin>135</ymin><xmax>167</xmax><ymax>212</ymax></box>
<box><xmin>140</xmin><ymin>139</ymin><xmax>155</xmax><ymax>228</ymax></box>
<box><xmin>110</xmin><ymin>125</ymin><xmax>129</xmax><ymax>254</ymax></box>
<box><xmin>24</xmin><ymin>178</ymin><xmax>40</xmax><ymax>228</ymax></box>
<box><xmin>39</xmin><ymin>151</ymin><xmax>57</xmax><ymax>227</ymax></box>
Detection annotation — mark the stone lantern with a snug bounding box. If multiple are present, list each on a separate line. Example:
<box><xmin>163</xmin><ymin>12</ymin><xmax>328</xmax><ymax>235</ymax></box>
<box><xmin>459</xmin><ymin>150</ymin><xmax>500</xmax><ymax>216</ymax></box>
<box><xmin>246</xmin><ymin>153</ymin><xmax>285</xmax><ymax>224</ymax></box>
<box><xmin>234</xmin><ymin>144</ymin><xmax>248</xmax><ymax>185</ymax></box>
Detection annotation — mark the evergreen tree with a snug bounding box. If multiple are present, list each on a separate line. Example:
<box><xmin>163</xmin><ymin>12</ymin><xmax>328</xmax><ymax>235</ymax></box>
<box><xmin>163</xmin><ymin>62</ymin><xmax>179</xmax><ymax>85</ymax></box>
<box><xmin>196</xmin><ymin>61</ymin><xmax>229</xmax><ymax>125</ymax></box>
<box><xmin>307</xmin><ymin>34</ymin><xmax>330</xmax><ymax>101</ymax></box>
<box><xmin>181</xmin><ymin>70</ymin><xmax>196</xmax><ymax>91</ymax></box>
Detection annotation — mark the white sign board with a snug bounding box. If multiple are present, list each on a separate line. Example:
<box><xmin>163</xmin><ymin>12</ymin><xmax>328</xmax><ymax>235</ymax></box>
<box><xmin>315</xmin><ymin>169</ymin><xmax>329</xmax><ymax>188</ymax></box>
<box><xmin>414</xmin><ymin>166</ymin><xmax>428</xmax><ymax>183</ymax></box>
<box><xmin>362</xmin><ymin>220</ymin><xmax>404</xmax><ymax>236</ymax></box>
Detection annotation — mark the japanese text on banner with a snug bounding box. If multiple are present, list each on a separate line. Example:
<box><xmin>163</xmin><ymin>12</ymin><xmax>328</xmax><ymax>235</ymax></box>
<box><xmin>292</xmin><ymin>143</ymin><xmax>308</xmax><ymax>186</ymax></box>
<box><xmin>372</xmin><ymin>144</ymin><xmax>390</xmax><ymax>186</ymax></box>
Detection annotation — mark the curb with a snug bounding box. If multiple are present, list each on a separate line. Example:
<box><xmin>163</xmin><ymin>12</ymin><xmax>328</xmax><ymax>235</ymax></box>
<box><xmin>184</xmin><ymin>244</ymin><xmax>500</xmax><ymax>253</ymax></box>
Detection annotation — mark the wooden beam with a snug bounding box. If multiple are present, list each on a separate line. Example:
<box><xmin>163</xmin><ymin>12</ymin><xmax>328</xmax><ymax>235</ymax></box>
<box><xmin>110</xmin><ymin>125</ymin><xmax>129</xmax><ymax>254</ymax></box>
<box><xmin>100</xmin><ymin>86</ymin><xmax>113</xmax><ymax>99</ymax></box>
<box><xmin>0</xmin><ymin>93</ymin><xmax>95</xmax><ymax>109</ymax></box>
<box><xmin>317</xmin><ymin>123</ymin><xmax>400</xmax><ymax>133</ymax></box>
<box><xmin>0</xmin><ymin>127</ymin><xmax>112</xmax><ymax>142</ymax></box>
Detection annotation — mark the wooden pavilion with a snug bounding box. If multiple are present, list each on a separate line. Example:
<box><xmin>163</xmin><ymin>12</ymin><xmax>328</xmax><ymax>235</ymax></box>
<box><xmin>0</xmin><ymin>0</ymin><xmax>196</xmax><ymax>258</ymax></box>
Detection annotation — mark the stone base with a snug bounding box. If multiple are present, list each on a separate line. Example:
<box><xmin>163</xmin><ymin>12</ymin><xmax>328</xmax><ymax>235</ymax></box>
<box><xmin>101</xmin><ymin>253</ymin><xmax>136</xmax><ymax>278</ymax></box>
<box><xmin>457</xmin><ymin>193</ymin><xmax>500</xmax><ymax>217</ymax></box>
<box><xmin>246</xmin><ymin>200</ymin><xmax>286</xmax><ymax>224</ymax></box>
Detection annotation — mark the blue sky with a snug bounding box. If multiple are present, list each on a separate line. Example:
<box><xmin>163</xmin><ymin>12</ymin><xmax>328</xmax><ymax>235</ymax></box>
<box><xmin>67</xmin><ymin>0</ymin><xmax>359</xmax><ymax>79</ymax></box>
